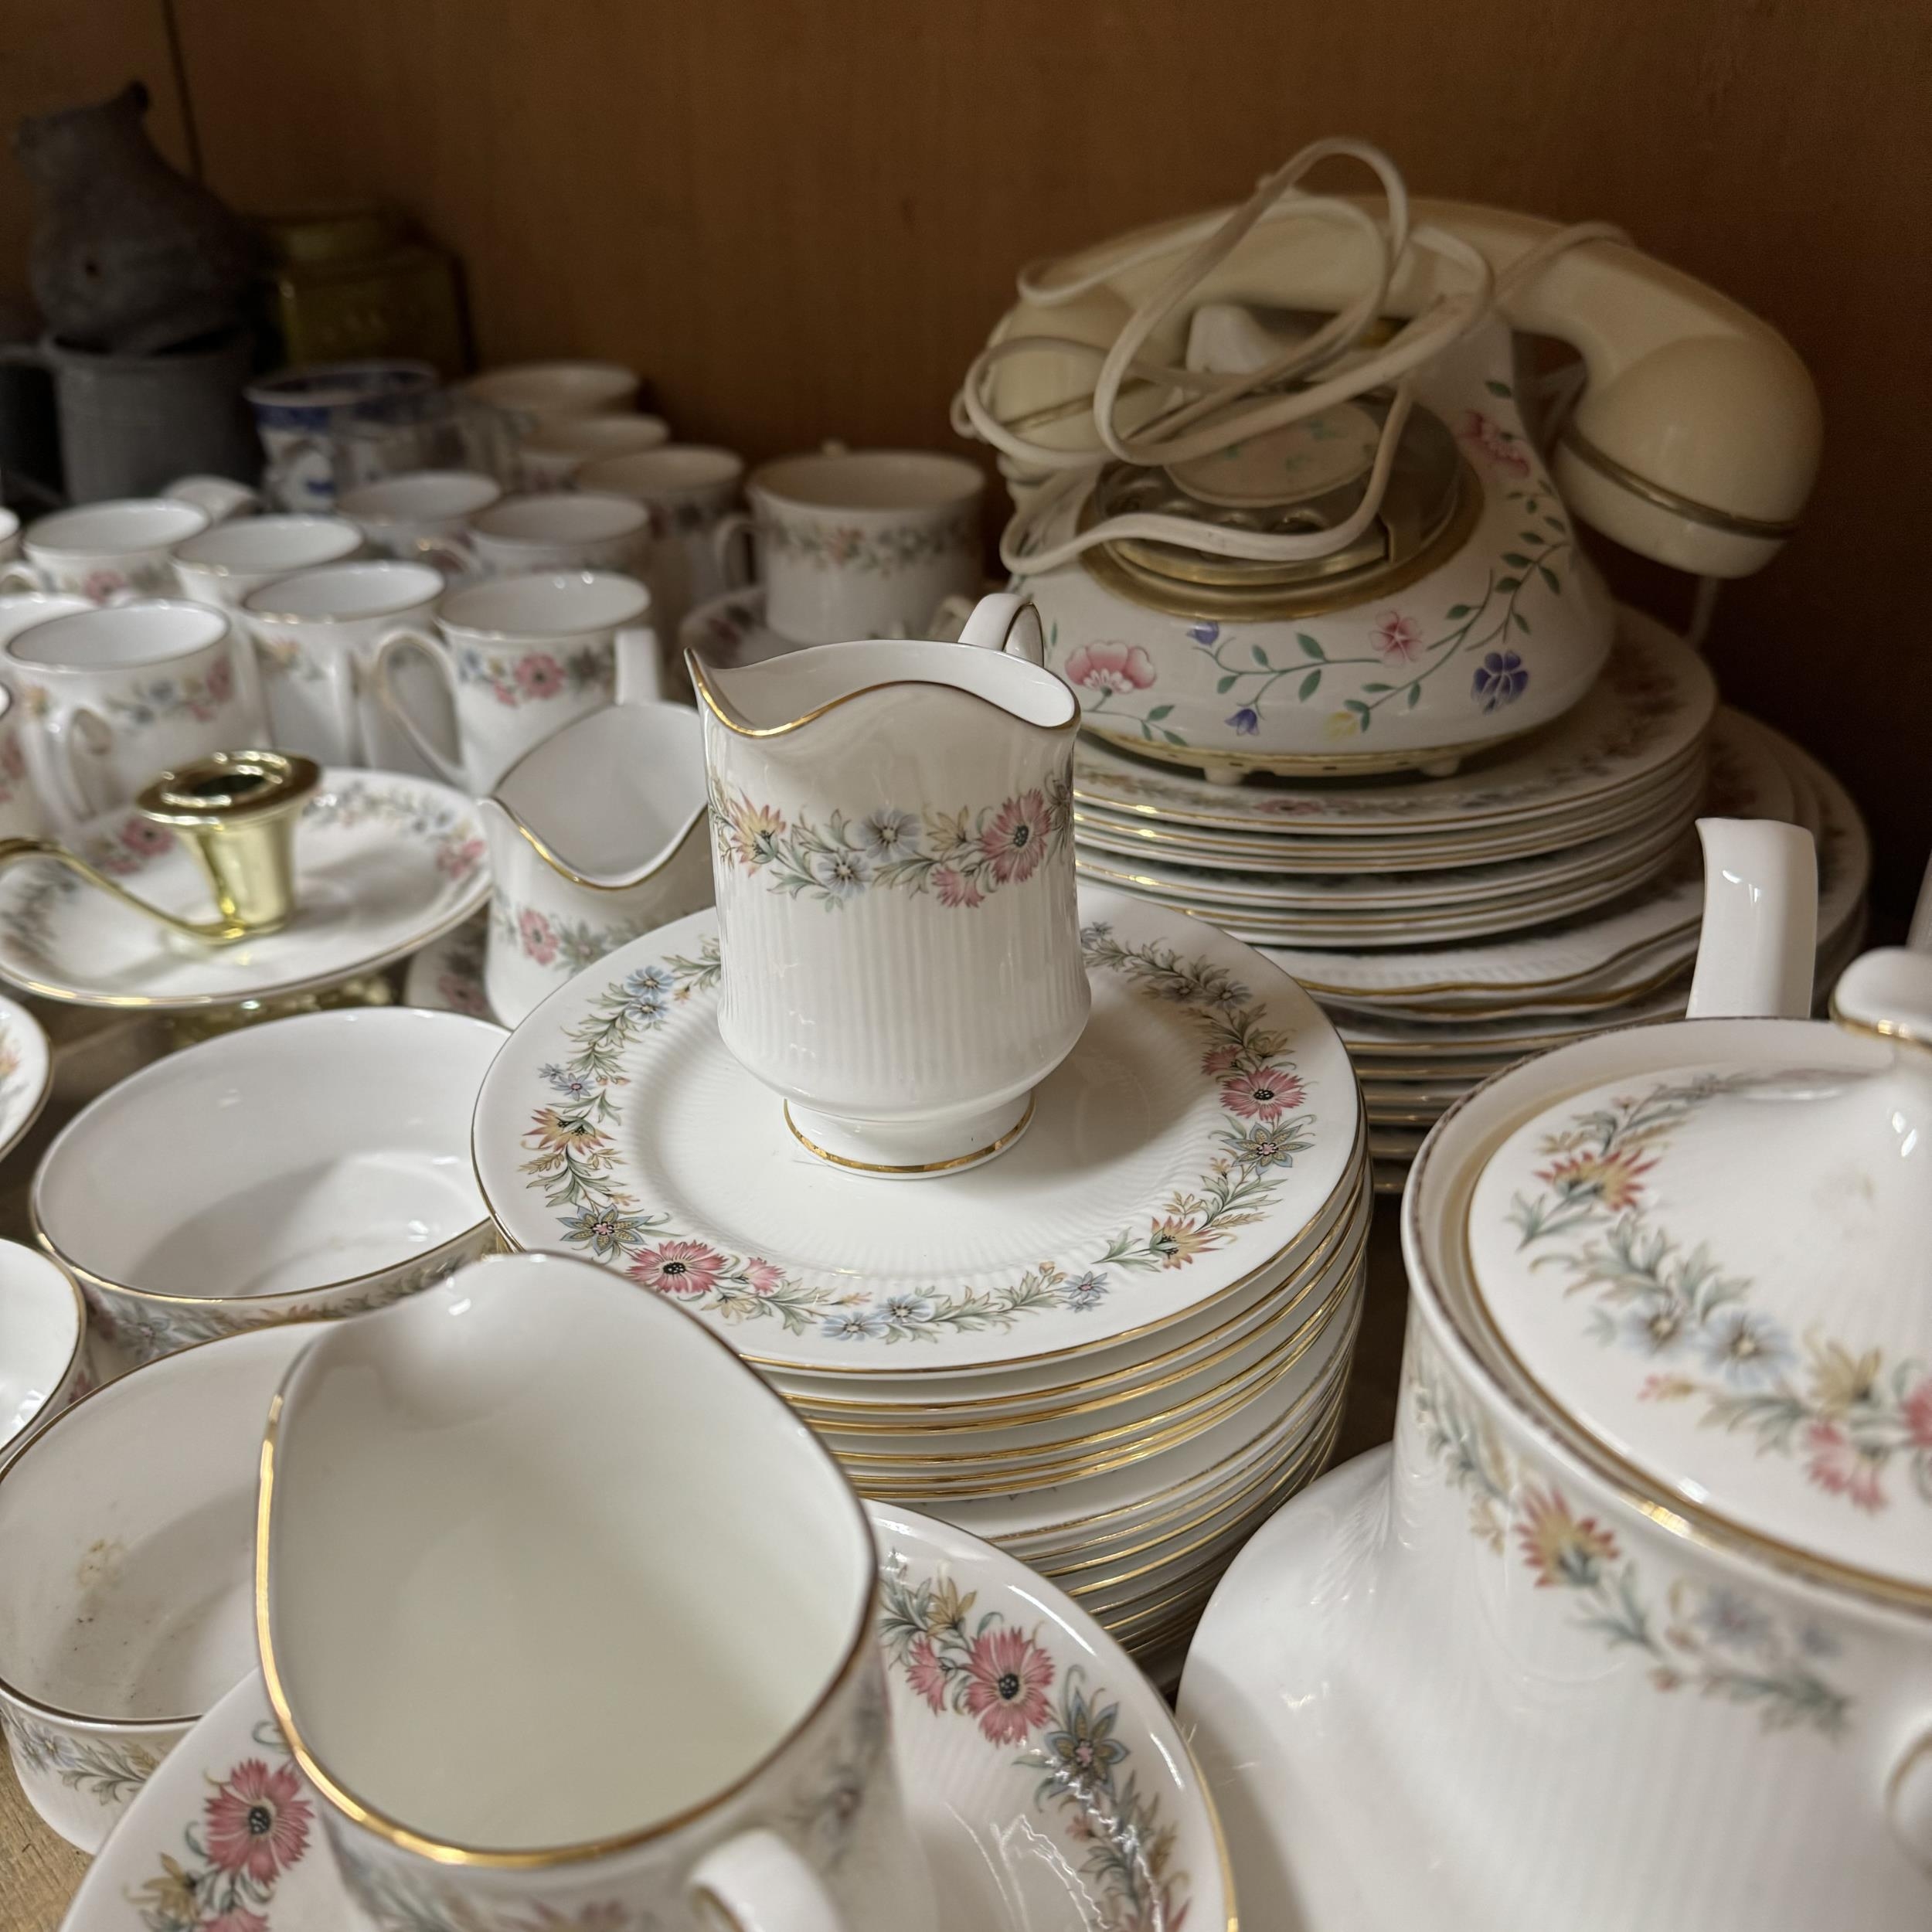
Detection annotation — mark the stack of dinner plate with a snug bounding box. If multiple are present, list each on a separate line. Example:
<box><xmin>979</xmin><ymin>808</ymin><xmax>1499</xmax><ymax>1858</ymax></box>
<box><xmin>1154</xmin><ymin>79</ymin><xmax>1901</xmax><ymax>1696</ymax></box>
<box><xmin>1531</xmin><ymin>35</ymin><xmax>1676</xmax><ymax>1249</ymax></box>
<box><xmin>1072</xmin><ymin>610</ymin><xmax>1716</xmax><ymax>949</ymax></box>
<box><xmin>471</xmin><ymin>885</ymin><xmax>1370</xmax><ymax>1673</ymax></box>
<box><xmin>1070</xmin><ymin>610</ymin><xmax>1870</xmax><ymax>1192</ymax></box>
<box><xmin>1268</xmin><ymin>716</ymin><xmax>1871</xmax><ymax>1189</ymax></box>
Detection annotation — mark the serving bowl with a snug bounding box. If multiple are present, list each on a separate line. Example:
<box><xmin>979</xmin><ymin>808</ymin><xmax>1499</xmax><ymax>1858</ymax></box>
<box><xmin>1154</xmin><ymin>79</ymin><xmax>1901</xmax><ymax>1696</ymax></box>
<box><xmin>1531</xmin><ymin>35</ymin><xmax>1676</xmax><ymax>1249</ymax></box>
<box><xmin>34</xmin><ymin>1008</ymin><xmax>504</xmax><ymax>1363</ymax></box>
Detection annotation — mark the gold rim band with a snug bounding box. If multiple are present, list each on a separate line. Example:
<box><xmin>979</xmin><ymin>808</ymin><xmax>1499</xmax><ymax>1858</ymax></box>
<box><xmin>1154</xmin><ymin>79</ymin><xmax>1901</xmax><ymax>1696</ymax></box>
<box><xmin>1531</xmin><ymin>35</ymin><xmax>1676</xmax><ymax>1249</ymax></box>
<box><xmin>1560</xmin><ymin>427</ymin><xmax>1801</xmax><ymax>539</ymax></box>
<box><xmin>782</xmin><ymin>1096</ymin><xmax>1036</xmax><ymax>1175</ymax></box>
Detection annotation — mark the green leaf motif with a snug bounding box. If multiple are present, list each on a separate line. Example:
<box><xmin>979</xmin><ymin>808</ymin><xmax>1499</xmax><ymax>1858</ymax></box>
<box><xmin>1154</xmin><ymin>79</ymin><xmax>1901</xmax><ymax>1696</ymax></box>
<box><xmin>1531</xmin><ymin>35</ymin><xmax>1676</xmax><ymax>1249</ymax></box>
<box><xmin>1445</xmin><ymin>604</ymin><xmax>1471</xmax><ymax>619</ymax></box>
<box><xmin>1406</xmin><ymin>683</ymin><xmax>1421</xmax><ymax>708</ymax></box>
<box><xmin>1485</xmin><ymin>379</ymin><xmax>1512</xmax><ymax>397</ymax></box>
<box><xmin>1297</xmin><ymin>634</ymin><xmax>1326</xmax><ymax>661</ymax></box>
<box><xmin>1298</xmin><ymin>669</ymin><xmax>1321</xmax><ymax>700</ymax></box>
<box><xmin>1362</xmin><ymin>682</ymin><xmax>1392</xmax><ymax>693</ymax></box>
<box><xmin>1502</xmin><ymin>552</ymin><xmax>1530</xmax><ymax>567</ymax></box>
<box><xmin>1538</xmin><ymin>565</ymin><xmax>1561</xmax><ymax>594</ymax></box>
<box><xmin>1215</xmin><ymin>674</ymin><xmax>1238</xmax><ymax>693</ymax></box>
<box><xmin>1496</xmin><ymin>576</ymin><xmax>1522</xmax><ymax>593</ymax></box>
<box><xmin>1146</xmin><ymin>703</ymin><xmax>1173</xmax><ymax>720</ymax></box>
<box><xmin>1250</xmin><ymin>643</ymin><xmax>1269</xmax><ymax>667</ymax></box>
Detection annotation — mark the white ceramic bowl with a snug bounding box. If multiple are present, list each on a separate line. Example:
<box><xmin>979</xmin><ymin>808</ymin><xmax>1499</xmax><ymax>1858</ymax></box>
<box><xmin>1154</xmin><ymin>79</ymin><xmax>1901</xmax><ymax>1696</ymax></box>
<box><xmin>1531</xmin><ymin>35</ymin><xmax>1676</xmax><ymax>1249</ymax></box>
<box><xmin>34</xmin><ymin>1008</ymin><xmax>504</xmax><ymax>1364</ymax></box>
<box><xmin>0</xmin><ymin>1321</ymin><xmax>319</xmax><ymax>1849</ymax></box>
<box><xmin>0</xmin><ymin>1240</ymin><xmax>85</xmax><ymax>1453</ymax></box>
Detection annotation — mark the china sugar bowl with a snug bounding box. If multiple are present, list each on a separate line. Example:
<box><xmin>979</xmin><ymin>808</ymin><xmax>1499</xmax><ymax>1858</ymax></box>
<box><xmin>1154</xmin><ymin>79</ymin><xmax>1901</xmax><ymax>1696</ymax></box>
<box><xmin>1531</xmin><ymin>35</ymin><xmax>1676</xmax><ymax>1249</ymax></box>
<box><xmin>0</xmin><ymin>1239</ymin><xmax>85</xmax><ymax>1454</ymax></box>
<box><xmin>1182</xmin><ymin>821</ymin><xmax>1932</xmax><ymax>1931</ymax></box>
<box><xmin>0</xmin><ymin>1321</ymin><xmax>319</xmax><ymax>1849</ymax></box>
<box><xmin>33</xmin><ymin>1008</ymin><xmax>504</xmax><ymax>1365</ymax></box>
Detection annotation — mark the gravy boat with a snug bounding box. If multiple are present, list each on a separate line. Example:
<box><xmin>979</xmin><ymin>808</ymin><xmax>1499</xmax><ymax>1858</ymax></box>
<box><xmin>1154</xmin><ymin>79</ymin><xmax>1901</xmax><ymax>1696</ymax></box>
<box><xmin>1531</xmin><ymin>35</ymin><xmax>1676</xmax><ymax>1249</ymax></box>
<box><xmin>477</xmin><ymin>702</ymin><xmax>713</xmax><ymax>1022</ymax></box>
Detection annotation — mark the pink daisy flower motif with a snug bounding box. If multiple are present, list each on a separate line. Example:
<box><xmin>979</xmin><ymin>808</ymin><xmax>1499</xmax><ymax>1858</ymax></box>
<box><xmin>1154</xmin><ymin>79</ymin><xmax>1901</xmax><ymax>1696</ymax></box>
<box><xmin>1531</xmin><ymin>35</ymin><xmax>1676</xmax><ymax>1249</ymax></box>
<box><xmin>438</xmin><ymin>836</ymin><xmax>485</xmax><ymax>880</ymax></box>
<box><xmin>742</xmin><ymin>1257</ymin><xmax>784</xmax><ymax>1294</ymax></box>
<box><xmin>515</xmin><ymin>652</ymin><xmax>568</xmax><ymax>701</ymax></box>
<box><xmin>121</xmin><ymin>817</ymin><xmax>175</xmax><ymax>859</ymax></box>
<box><xmin>961</xmin><ymin>1625</ymin><xmax>1055</xmax><ymax>1745</ymax></box>
<box><xmin>1804</xmin><ymin>1420</ymin><xmax>1887</xmax><ymax>1512</ymax></box>
<box><xmin>629</xmin><ymin>1240</ymin><xmax>726</xmax><ymax>1298</ymax></box>
<box><xmin>1372</xmin><ymin>612</ymin><xmax>1422</xmax><ymax>663</ymax></box>
<box><xmin>1219</xmin><ymin>1066</ymin><xmax>1306</xmax><ymax>1121</ymax></box>
<box><xmin>978</xmin><ymin>790</ymin><xmax>1053</xmax><ymax>884</ymax></box>
<box><xmin>904</xmin><ymin>1635</ymin><xmax>949</xmax><ymax>1713</ymax></box>
<box><xmin>82</xmin><ymin>569</ymin><xmax>129</xmax><ymax>603</ymax></box>
<box><xmin>1903</xmin><ymin>1376</ymin><xmax>1932</xmax><ymax>1450</ymax></box>
<box><xmin>519</xmin><ymin>908</ymin><xmax>558</xmax><ymax>965</ymax></box>
<box><xmin>1062</xmin><ymin>640</ymin><xmax>1156</xmax><ymax>695</ymax></box>
<box><xmin>933</xmin><ymin>866</ymin><xmax>984</xmax><ymax>910</ymax></box>
<box><xmin>206</xmin><ymin>655</ymin><xmax>234</xmax><ymax>705</ymax></box>
<box><xmin>203</xmin><ymin>1758</ymin><xmax>312</xmax><ymax>1883</ymax></box>
<box><xmin>1458</xmin><ymin>410</ymin><xmax>1531</xmax><ymax>478</ymax></box>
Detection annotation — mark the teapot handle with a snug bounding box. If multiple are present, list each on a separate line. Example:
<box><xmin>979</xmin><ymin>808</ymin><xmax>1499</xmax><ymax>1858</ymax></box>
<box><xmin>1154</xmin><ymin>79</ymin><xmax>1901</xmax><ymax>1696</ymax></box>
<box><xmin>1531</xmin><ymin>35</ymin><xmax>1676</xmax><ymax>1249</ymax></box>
<box><xmin>1685</xmin><ymin>818</ymin><xmax>1817</xmax><ymax>1021</ymax></box>
<box><xmin>955</xmin><ymin>592</ymin><xmax>1044</xmax><ymax>666</ymax></box>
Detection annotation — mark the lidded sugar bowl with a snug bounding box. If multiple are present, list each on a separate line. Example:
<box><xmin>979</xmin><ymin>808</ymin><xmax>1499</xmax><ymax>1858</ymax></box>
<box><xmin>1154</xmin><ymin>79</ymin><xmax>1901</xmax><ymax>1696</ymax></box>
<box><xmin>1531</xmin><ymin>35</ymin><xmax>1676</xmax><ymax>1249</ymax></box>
<box><xmin>1182</xmin><ymin>817</ymin><xmax>1932</xmax><ymax>1930</ymax></box>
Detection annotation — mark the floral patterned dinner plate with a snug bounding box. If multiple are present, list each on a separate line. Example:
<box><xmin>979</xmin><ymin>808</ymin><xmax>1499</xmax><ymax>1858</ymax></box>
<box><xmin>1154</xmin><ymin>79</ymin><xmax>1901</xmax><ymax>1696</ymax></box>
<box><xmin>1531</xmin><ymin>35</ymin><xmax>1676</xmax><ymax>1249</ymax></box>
<box><xmin>0</xmin><ymin>988</ymin><xmax>51</xmax><ymax>1162</ymax></box>
<box><xmin>473</xmin><ymin>885</ymin><xmax>1358</xmax><ymax>1375</ymax></box>
<box><xmin>0</xmin><ymin>773</ymin><xmax>488</xmax><ymax>1010</ymax></box>
<box><xmin>63</xmin><ymin>1504</ymin><xmax>1230</xmax><ymax>1932</ymax></box>
<box><xmin>1073</xmin><ymin>609</ymin><xmax>1715</xmax><ymax>833</ymax></box>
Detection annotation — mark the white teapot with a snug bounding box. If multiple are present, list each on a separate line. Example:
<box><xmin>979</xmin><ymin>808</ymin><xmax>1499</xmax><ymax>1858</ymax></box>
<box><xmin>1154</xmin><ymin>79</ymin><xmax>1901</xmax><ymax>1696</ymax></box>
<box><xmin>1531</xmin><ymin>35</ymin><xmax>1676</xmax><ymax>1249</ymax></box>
<box><xmin>1182</xmin><ymin>816</ymin><xmax>1932</xmax><ymax>1930</ymax></box>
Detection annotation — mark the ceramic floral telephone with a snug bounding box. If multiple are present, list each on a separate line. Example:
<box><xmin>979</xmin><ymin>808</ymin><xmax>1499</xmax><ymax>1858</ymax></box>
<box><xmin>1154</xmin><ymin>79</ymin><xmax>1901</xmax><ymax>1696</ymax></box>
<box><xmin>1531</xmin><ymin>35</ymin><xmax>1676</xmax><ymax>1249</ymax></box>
<box><xmin>954</xmin><ymin>139</ymin><xmax>1821</xmax><ymax>779</ymax></box>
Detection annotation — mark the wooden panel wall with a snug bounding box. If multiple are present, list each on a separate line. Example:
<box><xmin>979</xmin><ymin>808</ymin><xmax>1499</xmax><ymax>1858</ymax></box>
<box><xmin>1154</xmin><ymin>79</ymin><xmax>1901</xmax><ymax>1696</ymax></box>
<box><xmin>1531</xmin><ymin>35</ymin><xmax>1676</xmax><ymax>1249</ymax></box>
<box><xmin>22</xmin><ymin>0</ymin><xmax>1932</xmax><ymax>910</ymax></box>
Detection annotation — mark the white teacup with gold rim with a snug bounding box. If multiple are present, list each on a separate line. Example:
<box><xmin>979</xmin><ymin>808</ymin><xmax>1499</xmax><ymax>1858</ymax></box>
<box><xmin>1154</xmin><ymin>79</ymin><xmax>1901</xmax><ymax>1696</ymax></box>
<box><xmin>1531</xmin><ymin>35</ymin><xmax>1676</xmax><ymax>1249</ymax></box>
<box><xmin>259</xmin><ymin>1250</ymin><xmax>935</xmax><ymax>1932</ymax></box>
<box><xmin>692</xmin><ymin>590</ymin><xmax>1087</xmax><ymax>1175</ymax></box>
<box><xmin>519</xmin><ymin>412</ymin><xmax>671</xmax><ymax>490</ymax></box>
<box><xmin>373</xmin><ymin>570</ymin><xmax>665</xmax><ymax>795</ymax></box>
<box><xmin>1</xmin><ymin>498</ymin><xmax>213</xmax><ymax>602</ymax></box>
<box><xmin>467</xmin><ymin>492</ymin><xmax>652</xmax><ymax>578</ymax></box>
<box><xmin>169</xmin><ymin>513</ymin><xmax>365</xmax><ymax>612</ymax></box>
<box><xmin>2</xmin><ymin>600</ymin><xmax>263</xmax><ymax>827</ymax></box>
<box><xmin>716</xmin><ymin>448</ymin><xmax>985</xmax><ymax>645</ymax></box>
<box><xmin>579</xmin><ymin>445</ymin><xmax>747</xmax><ymax>638</ymax></box>
<box><xmin>243</xmin><ymin>560</ymin><xmax>446</xmax><ymax>772</ymax></box>
<box><xmin>336</xmin><ymin>470</ymin><xmax>502</xmax><ymax>573</ymax></box>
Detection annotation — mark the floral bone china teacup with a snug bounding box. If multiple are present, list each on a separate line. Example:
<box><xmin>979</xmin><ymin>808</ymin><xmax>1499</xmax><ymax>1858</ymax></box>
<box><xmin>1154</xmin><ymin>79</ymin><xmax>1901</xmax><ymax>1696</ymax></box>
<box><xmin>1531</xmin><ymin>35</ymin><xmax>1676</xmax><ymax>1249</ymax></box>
<box><xmin>336</xmin><ymin>470</ymin><xmax>503</xmax><ymax>573</ymax></box>
<box><xmin>691</xmin><ymin>590</ymin><xmax>1087</xmax><ymax>1174</ymax></box>
<box><xmin>465</xmin><ymin>491</ymin><xmax>651</xmax><ymax>578</ymax></box>
<box><xmin>170</xmin><ymin>513</ymin><xmax>365</xmax><ymax>611</ymax></box>
<box><xmin>714</xmin><ymin>449</ymin><xmax>985</xmax><ymax>645</ymax></box>
<box><xmin>258</xmin><ymin>1250</ymin><xmax>936</xmax><ymax>1932</ymax></box>
<box><xmin>577</xmin><ymin>445</ymin><xmax>746</xmax><ymax>638</ymax></box>
<box><xmin>0</xmin><ymin>497</ymin><xmax>214</xmax><ymax>602</ymax></box>
<box><xmin>2</xmin><ymin>600</ymin><xmax>262</xmax><ymax>826</ymax></box>
<box><xmin>480</xmin><ymin>700</ymin><xmax>713</xmax><ymax>1023</ymax></box>
<box><xmin>243</xmin><ymin>560</ymin><xmax>447</xmax><ymax>773</ymax></box>
<box><xmin>372</xmin><ymin>570</ymin><xmax>665</xmax><ymax>795</ymax></box>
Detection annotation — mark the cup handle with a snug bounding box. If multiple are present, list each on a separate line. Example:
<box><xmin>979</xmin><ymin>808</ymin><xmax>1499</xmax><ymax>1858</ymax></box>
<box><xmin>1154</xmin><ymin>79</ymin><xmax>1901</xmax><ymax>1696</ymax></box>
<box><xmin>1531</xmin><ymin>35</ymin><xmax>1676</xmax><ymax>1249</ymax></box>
<box><xmin>614</xmin><ymin>620</ymin><xmax>665</xmax><ymax>705</ymax></box>
<box><xmin>162</xmin><ymin>475</ymin><xmax>260</xmax><ymax>525</ymax></box>
<box><xmin>370</xmin><ymin>628</ymin><xmax>466</xmax><ymax>788</ymax></box>
<box><xmin>688</xmin><ymin>1827</ymin><xmax>849</xmax><ymax>1932</ymax></box>
<box><xmin>415</xmin><ymin>532</ymin><xmax>479</xmax><ymax>580</ymax></box>
<box><xmin>713</xmin><ymin>512</ymin><xmax>758</xmax><ymax>591</ymax></box>
<box><xmin>956</xmin><ymin>590</ymin><xmax>1045</xmax><ymax>666</ymax></box>
<box><xmin>0</xmin><ymin>563</ymin><xmax>46</xmax><ymax>594</ymax></box>
<box><xmin>38</xmin><ymin>703</ymin><xmax>114</xmax><ymax>825</ymax></box>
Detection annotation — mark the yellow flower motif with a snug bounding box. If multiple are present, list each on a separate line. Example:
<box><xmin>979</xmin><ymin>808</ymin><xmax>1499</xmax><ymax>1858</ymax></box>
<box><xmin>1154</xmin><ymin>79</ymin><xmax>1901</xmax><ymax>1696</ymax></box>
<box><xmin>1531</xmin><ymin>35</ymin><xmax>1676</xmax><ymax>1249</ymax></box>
<box><xmin>1147</xmin><ymin>1216</ymin><xmax>1212</xmax><ymax>1269</ymax></box>
<box><xmin>1536</xmin><ymin>1146</ymin><xmax>1655</xmax><ymax>1212</ymax></box>
<box><xmin>131</xmin><ymin>1855</ymin><xmax>199</xmax><ymax>1923</ymax></box>
<box><xmin>926</xmin><ymin>1576</ymin><xmax>976</xmax><ymax>1633</ymax></box>
<box><xmin>1323</xmin><ymin>709</ymin><xmax>1360</xmax><ymax>743</ymax></box>
<box><xmin>523</xmin><ymin>1108</ymin><xmax>604</xmax><ymax>1155</ymax></box>
<box><xmin>1807</xmin><ymin>1341</ymin><xmax>1881</xmax><ymax>1415</ymax></box>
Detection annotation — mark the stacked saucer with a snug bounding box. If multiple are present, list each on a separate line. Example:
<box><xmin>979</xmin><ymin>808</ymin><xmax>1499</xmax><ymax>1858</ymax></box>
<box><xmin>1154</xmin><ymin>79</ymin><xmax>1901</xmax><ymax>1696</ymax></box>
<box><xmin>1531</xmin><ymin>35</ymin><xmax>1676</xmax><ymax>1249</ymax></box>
<box><xmin>472</xmin><ymin>885</ymin><xmax>1369</xmax><ymax>1668</ymax></box>
<box><xmin>1071</xmin><ymin>610</ymin><xmax>1715</xmax><ymax>949</ymax></box>
<box><xmin>1273</xmin><ymin>716</ymin><xmax>1871</xmax><ymax>1189</ymax></box>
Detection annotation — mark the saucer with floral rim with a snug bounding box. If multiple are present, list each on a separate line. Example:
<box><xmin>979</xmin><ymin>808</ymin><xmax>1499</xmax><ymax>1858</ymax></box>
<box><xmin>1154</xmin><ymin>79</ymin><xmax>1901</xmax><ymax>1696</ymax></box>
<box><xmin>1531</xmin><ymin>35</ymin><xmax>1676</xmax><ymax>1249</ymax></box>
<box><xmin>0</xmin><ymin>772</ymin><xmax>488</xmax><ymax>1010</ymax></box>
<box><xmin>473</xmin><ymin>884</ymin><xmax>1359</xmax><ymax>1376</ymax></box>
<box><xmin>0</xmin><ymin>988</ymin><xmax>50</xmax><ymax>1162</ymax></box>
<box><xmin>62</xmin><ymin>1502</ymin><xmax>1231</xmax><ymax>1932</ymax></box>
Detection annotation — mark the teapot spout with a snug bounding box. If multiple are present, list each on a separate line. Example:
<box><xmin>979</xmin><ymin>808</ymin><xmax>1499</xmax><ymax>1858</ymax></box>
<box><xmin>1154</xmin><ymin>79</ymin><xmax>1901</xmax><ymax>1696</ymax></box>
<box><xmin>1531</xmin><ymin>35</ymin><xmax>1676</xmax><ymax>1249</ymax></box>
<box><xmin>1685</xmin><ymin>817</ymin><xmax>1818</xmax><ymax>1021</ymax></box>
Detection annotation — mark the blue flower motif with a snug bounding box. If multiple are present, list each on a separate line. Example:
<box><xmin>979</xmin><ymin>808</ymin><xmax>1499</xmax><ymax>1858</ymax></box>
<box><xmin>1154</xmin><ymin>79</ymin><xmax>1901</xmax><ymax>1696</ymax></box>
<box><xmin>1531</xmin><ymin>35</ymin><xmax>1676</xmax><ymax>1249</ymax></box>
<box><xmin>1693</xmin><ymin>1587</ymin><xmax>1774</xmax><ymax>1653</ymax></box>
<box><xmin>1226</xmin><ymin>706</ymin><xmax>1261</xmax><ymax>736</ymax></box>
<box><xmin>1618</xmin><ymin>1297</ymin><xmax>1689</xmax><ymax>1358</ymax></box>
<box><xmin>858</xmin><ymin>809</ymin><xmax>920</xmax><ymax>857</ymax></box>
<box><xmin>1186</xmin><ymin>621</ymin><xmax>1220</xmax><ymax>648</ymax></box>
<box><xmin>879</xmin><ymin>1293</ymin><xmax>937</xmax><ymax>1326</ymax></box>
<box><xmin>561</xmin><ymin>1202</ymin><xmax>650</xmax><ymax>1260</ymax></box>
<box><xmin>540</xmin><ymin>1063</ymin><xmax>597</xmax><ymax>1100</ymax></box>
<box><xmin>624</xmin><ymin>965</ymin><xmax>672</xmax><ymax>998</ymax></box>
<box><xmin>1471</xmin><ymin>650</ymin><xmax>1529</xmax><ymax>712</ymax></box>
<box><xmin>1699</xmin><ymin>1308</ymin><xmax>1796</xmax><ymax>1389</ymax></box>
<box><xmin>1063</xmin><ymin>1270</ymin><xmax>1109</xmax><ymax>1311</ymax></box>
<box><xmin>822</xmin><ymin>1308</ymin><xmax>889</xmax><ymax>1341</ymax></box>
<box><xmin>811</xmin><ymin>849</ymin><xmax>872</xmax><ymax>898</ymax></box>
<box><xmin>1227</xmin><ymin>1123</ymin><xmax>1301</xmax><ymax>1168</ymax></box>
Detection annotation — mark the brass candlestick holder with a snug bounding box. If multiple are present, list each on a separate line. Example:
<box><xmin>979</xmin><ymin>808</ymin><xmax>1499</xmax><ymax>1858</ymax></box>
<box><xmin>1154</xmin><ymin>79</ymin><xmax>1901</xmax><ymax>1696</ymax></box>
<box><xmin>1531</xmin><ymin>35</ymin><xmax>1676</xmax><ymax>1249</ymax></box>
<box><xmin>0</xmin><ymin>750</ymin><xmax>320</xmax><ymax>946</ymax></box>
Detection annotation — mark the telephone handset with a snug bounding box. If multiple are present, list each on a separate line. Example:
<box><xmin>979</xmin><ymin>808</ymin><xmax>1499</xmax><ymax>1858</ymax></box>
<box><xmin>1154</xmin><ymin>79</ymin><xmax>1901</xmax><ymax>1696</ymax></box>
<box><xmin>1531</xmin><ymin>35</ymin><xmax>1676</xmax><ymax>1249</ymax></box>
<box><xmin>957</xmin><ymin>144</ymin><xmax>1821</xmax><ymax>581</ymax></box>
